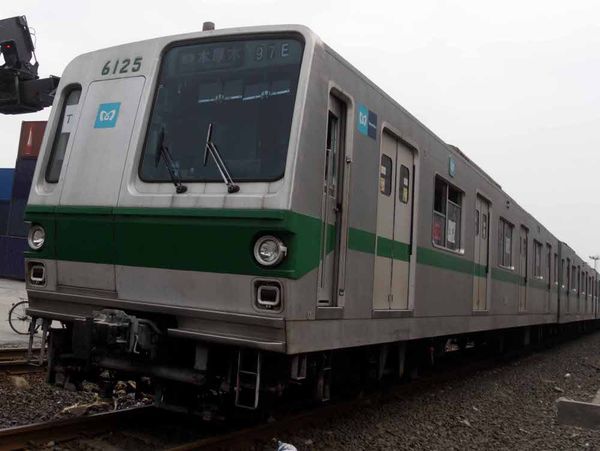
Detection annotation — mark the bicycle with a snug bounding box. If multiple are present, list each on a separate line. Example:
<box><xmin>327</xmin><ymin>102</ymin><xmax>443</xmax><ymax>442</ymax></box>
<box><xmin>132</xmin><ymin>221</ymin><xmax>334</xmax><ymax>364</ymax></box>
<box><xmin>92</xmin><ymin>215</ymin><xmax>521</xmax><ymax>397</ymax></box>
<box><xmin>8</xmin><ymin>299</ymin><xmax>40</xmax><ymax>335</ymax></box>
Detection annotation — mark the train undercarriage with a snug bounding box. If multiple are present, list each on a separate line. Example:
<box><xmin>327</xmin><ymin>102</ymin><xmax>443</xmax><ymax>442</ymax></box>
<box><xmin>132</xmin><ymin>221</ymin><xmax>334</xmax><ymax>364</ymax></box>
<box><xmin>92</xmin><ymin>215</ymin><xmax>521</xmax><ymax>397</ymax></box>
<box><xmin>30</xmin><ymin>307</ymin><xmax>600</xmax><ymax>418</ymax></box>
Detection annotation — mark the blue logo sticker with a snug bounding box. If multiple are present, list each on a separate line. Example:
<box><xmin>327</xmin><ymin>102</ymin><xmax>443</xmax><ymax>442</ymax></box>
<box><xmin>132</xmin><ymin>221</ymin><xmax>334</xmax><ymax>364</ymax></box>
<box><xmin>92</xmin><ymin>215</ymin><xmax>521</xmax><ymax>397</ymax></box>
<box><xmin>357</xmin><ymin>103</ymin><xmax>377</xmax><ymax>140</ymax></box>
<box><xmin>94</xmin><ymin>102</ymin><xmax>121</xmax><ymax>128</ymax></box>
<box><xmin>357</xmin><ymin>104</ymin><xmax>369</xmax><ymax>136</ymax></box>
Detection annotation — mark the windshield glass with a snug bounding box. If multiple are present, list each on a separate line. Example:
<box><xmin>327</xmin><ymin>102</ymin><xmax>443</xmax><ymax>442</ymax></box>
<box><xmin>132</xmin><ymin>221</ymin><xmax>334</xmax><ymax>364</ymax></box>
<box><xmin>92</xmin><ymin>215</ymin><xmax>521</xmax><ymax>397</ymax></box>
<box><xmin>139</xmin><ymin>36</ymin><xmax>303</xmax><ymax>183</ymax></box>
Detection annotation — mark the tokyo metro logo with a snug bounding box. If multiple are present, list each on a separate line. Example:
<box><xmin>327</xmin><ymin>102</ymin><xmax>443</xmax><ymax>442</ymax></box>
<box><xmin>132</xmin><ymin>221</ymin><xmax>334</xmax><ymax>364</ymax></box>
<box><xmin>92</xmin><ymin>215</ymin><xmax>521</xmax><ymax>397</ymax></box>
<box><xmin>94</xmin><ymin>102</ymin><xmax>121</xmax><ymax>128</ymax></box>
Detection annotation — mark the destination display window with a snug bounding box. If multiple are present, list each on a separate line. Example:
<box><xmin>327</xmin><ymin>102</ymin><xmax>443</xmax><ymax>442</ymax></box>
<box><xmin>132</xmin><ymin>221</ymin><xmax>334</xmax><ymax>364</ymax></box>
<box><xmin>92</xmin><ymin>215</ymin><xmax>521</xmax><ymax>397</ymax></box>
<box><xmin>432</xmin><ymin>177</ymin><xmax>463</xmax><ymax>251</ymax></box>
<box><xmin>498</xmin><ymin>218</ymin><xmax>513</xmax><ymax>268</ymax></box>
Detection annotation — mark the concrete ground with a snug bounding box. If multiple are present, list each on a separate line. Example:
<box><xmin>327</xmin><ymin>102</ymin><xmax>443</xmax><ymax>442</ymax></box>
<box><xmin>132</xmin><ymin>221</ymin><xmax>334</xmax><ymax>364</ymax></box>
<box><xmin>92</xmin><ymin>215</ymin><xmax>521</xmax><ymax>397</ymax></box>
<box><xmin>0</xmin><ymin>278</ymin><xmax>30</xmax><ymax>345</ymax></box>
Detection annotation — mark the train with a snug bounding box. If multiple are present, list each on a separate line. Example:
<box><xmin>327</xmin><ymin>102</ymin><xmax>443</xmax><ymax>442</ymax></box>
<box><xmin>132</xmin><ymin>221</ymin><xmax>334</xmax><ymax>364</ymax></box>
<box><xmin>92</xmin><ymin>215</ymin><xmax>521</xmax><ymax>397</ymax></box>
<box><xmin>23</xmin><ymin>23</ymin><xmax>598</xmax><ymax>413</ymax></box>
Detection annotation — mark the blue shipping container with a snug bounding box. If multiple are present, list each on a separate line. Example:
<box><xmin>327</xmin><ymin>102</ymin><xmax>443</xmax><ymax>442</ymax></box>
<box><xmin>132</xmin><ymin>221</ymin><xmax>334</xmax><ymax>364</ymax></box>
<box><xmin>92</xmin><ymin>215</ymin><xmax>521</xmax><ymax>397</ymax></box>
<box><xmin>7</xmin><ymin>158</ymin><xmax>37</xmax><ymax>238</ymax></box>
<box><xmin>0</xmin><ymin>235</ymin><xmax>27</xmax><ymax>280</ymax></box>
<box><xmin>0</xmin><ymin>200</ymin><xmax>9</xmax><ymax>236</ymax></box>
<box><xmin>11</xmin><ymin>158</ymin><xmax>36</xmax><ymax>201</ymax></box>
<box><xmin>0</xmin><ymin>168</ymin><xmax>15</xmax><ymax>201</ymax></box>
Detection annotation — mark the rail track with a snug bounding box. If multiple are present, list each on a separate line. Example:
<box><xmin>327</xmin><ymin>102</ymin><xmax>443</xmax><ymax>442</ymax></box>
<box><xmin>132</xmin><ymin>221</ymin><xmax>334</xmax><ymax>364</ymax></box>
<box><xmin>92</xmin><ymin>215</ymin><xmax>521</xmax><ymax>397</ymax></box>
<box><xmin>0</xmin><ymin>347</ymin><xmax>45</xmax><ymax>374</ymax></box>
<box><xmin>0</xmin><ymin>334</ymin><xmax>583</xmax><ymax>450</ymax></box>
<box><xmin>0</xmin><ymin>406</ymin><xmax>157</xmax><ymax>450</ymax></box>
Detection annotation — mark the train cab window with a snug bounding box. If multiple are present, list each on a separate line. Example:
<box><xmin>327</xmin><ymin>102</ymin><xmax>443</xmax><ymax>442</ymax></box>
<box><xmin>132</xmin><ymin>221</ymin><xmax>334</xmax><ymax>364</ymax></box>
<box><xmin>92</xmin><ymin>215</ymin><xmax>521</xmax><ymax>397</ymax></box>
<box><xmin>46</xmin><ymin>87</ymin><xmax>82</xmax><ymax>183</ymax></box>
<box><xmin>498</xmin><ymin>218</ymin><xmax>513</xmax><ymax>268</ymax></box>
<box><xmin>139</xmin><ymin>38</ymin><xmax>304</xmax><ymax>183</ymax></box>
<box><xmin>432</xmin><ymin>177</ymin><xmax>463</xmax><ymax>251</ymax></box>
<box><xmin>379</xmin><ymin>155</ymin><xmax>392</xmax><ymax>196</ymax></box>
<box><xmin>399</xmin><ymin>165</ymin><xmax>410</xmax><ymax>204</ymax></box>
<box><xmin>534</xmin><ymin>241</ymin><xmax>542</xmax><ymax>278</ymax></box>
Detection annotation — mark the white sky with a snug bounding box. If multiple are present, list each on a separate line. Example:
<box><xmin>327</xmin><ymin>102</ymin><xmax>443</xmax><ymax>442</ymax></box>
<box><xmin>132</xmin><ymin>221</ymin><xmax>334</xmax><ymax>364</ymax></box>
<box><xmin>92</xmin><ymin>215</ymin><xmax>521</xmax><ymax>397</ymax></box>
<box><xmin>1</xmin><ymin>0</ymin><xmax>599</xmax><ymax>260</ymax></box>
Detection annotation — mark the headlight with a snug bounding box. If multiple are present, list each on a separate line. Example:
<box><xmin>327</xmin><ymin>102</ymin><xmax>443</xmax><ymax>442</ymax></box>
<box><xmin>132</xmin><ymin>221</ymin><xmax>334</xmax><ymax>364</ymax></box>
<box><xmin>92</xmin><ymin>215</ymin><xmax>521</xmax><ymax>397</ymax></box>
<box><xmin>27</xmin><ymin>225</ymin><xmax>46</xmax><ymax>250</ymax></box>
<box><xmin>253</xmin><ymin>235</ymin><xmax>287</xmax><ymax>267</ymax></box>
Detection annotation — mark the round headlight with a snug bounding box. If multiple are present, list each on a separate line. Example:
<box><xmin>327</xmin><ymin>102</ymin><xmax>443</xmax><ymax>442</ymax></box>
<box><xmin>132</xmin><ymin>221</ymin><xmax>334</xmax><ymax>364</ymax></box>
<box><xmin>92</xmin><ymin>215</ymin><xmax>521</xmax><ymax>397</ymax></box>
<box><xmin>28</xmin><ymin>225</ymin><xmax>46</xmax><ymax>250</ymax></box>
<box><xmin>253</xmin><ymin>235</ymin><xmax>287</xmax><ymax>267</ymax></box>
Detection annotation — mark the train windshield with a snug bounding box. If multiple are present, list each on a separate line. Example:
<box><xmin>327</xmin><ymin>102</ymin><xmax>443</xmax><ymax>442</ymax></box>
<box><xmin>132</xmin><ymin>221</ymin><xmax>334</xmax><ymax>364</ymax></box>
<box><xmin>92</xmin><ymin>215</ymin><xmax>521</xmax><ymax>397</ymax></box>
<box><xmin>140</xmin><ymin>37</ymin><xmax>303</xmax><ymax>183</ymax></box>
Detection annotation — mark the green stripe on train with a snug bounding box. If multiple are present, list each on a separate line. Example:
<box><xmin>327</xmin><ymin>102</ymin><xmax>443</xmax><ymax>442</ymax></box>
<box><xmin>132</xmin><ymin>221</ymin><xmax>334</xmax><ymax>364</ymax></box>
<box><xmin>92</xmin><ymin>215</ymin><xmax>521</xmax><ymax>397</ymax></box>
<box><xmin>25</xmin><ymin>206</ymin><xmax>322</xmax><ymax>279</ymax></box>
<box><xmin>24</xmin><ymin>205</ymin><xmax>548</xmax><ymax>288</ymax></box>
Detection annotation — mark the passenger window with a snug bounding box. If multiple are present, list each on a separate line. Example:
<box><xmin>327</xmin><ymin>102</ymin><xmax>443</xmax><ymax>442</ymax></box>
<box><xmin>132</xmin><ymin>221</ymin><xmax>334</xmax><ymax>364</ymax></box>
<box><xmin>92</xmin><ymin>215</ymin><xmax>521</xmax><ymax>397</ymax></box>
<box><xmin>380</xmin><ymin>155</ymin><xmax>392</xmax><ymax>196</ymax></box>
<box><xmin>432</xmin><ymin>177</ymin><xmax>463</xmax><ymax>251</ymax></box>
<box><xmin>399</xmin><ymin>165</ymin><xmax>410</xmax><ymax>204</ymax></box>
<box><xmin>498</xmin><ymin>218</ymin><xmax>513</xmax><ymax>268</ymax></box>
<box><xmin>46</xmin><ymin>87</ymin><xmax>82</xmax><ymax>183</ymax></box>
<box><xmin>475</xmin><ymin>209</ymin><xmax>480</xmax><ymax>236</ymax></box>
<box><xmin>534</xmin><ymin>241</ymin><xmax>542</xmax><ymax>278</ymax></box>
<box><xmin>547</xmin><ymin>244</ymin><xmax>552</xmax><ymax>288</ymax></box>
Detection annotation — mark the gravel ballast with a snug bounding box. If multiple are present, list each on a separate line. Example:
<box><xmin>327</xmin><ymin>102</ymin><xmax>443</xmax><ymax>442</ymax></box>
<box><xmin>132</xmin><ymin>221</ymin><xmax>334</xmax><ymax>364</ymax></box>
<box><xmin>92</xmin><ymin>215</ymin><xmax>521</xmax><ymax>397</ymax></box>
<box><xmin>277</xmin><ymin>331</ymin><xmax>600</xmax><ymax>450</ymax></box>
<box><xmin>0</xmin><ymin>372</ymin><xmax>97</xmax><ymax>428</ymax></box>
<box><xmin>2</xmin><ymin>331</ymin><xmax>600</xmax><ymax>449</ymax></box>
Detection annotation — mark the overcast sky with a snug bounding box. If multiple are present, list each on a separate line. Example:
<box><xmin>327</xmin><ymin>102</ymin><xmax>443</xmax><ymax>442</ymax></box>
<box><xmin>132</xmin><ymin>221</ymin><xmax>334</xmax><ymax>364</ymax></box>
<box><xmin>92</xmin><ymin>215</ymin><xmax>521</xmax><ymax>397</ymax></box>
<box><xmin>1</xmin><ymin>0</ymin><xmax>599</xmax><ymax>260</ymax></box>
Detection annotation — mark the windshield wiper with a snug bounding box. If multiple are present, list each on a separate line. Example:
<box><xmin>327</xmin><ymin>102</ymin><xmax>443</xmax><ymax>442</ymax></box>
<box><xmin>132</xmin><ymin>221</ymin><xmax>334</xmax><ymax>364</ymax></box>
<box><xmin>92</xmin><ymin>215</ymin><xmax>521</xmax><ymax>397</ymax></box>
<box><xmin>203</xmin><ymin>123</ymin><xmax>240</xmax><ymax>194</ymax></box>
<box><xmin>154</xmin><ymin>127</ymin><xmax>187</xmax><ymax>194</ymax></box>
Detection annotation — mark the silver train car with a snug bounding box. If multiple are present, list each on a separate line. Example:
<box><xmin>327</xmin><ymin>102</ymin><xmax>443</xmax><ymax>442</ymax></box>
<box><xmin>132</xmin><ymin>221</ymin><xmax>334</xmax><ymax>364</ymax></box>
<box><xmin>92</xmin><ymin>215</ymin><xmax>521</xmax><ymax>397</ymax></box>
<box><xmin>24</xmin><ymin>24</ymin><xmax>598</xmax><ymax>411</ymax></box>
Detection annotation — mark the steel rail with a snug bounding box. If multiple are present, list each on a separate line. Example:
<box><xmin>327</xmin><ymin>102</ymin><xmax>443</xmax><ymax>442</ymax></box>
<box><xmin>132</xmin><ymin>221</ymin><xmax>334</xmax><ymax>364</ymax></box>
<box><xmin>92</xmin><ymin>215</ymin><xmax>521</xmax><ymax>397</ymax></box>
<box><xmin>0</xmin><ymin>348</ymin><xmax>41</xmax><ymax>361</ymax></box>
<box><xmin>0</xmin><ymin>406</ymin><xmax>156</xmax><ymax>450</ymax></box>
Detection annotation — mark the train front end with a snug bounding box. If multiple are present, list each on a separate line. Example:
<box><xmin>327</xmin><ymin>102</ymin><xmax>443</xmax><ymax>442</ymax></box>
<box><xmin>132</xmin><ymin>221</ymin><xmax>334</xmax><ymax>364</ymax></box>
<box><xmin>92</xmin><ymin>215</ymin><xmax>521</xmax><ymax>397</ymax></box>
<box><xmin>23</xmin><ymin>26</ymin><xmax>318</xmax><ymax>412</ymax></box>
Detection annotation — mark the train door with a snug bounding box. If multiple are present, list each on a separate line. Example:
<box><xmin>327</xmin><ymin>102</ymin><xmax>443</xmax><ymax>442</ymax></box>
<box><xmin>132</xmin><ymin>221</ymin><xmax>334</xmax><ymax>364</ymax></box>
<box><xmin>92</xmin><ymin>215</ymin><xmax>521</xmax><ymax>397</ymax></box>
<box><xmin>318</xmin><ymin>96</ymin><xmax>348</xmax><ymax>306</ymax></box>
<box><xmin>518</xmin><ymin>226</ymin><xmax>529</xmax><ymax>311</ymax></box>
<box><xmin>373</xmin><ymin>131</ymin><xmax>413</xmax><ymax>310</ymax></box>
<box><xmin>473</xmin><ymin>196</ymin><xmax>489</xmax><ymax>311</ymax></box>
<box><xmin>390</xmin><ymin>141</ymin><xmax>413</xmax><ymax>310</ymax></box>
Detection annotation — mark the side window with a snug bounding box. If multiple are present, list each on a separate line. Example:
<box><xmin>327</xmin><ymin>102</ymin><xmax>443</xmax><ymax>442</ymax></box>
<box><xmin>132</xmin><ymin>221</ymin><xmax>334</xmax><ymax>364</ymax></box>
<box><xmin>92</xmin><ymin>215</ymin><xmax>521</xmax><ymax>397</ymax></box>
<box><xmin>498</xmin><ymin>218</ymin><xmax>514</xmax><ymax>268</ymax></box>
<box><xmin>46</xmin><ymin>87</ymin><xmax>82</xmax><ymax>183</ymax></box>
<box><xmin>432</xmin><ymin>177</ymin><xmax>463</xmax><ymax>251</ymax></box>
<box><xmin>534</xmin><ymin>241</ymin><xmax>542</xmax><ymax>278</ymax></box>
<box><xmin>554</xmin><ymin>253</ymin><xmax>559</xmax><ymax>285</ymax></box>
<box><xmin>475</xmin><ymin>209</ymin><xmax>480</xmax><ymax>236</ymax></box>
<box><xmin>379</xmin><ymin>155</ymin><xmax>392</xmax><ymax>196</ymax></box>
<box><xmin>546</xmin><ymin>244</ymin><xmax>552</xmax><ymax>288</ymax></box>
<box><xmin>399</xmin><ymin>165</ymin><xmax>410</xmax><ymax>204</ymax></box>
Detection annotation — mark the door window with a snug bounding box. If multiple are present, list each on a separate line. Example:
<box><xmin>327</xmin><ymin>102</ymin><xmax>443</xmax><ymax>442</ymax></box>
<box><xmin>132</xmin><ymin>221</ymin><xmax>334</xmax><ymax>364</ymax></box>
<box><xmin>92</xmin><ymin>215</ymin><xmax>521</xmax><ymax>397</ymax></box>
<box><xmin>380</xmin><ymin>155</ymin><xmax>392</xmax><ymax>196</ymax></box>
<box><xmin>46</xmin><ymin>87</ymin><xmax>82</xmax><ymax>183</ymax></box>
<box><xmin>399</xmin><ymin>165</ymin><xmax>410</xmax><ymax>203</ymax></box>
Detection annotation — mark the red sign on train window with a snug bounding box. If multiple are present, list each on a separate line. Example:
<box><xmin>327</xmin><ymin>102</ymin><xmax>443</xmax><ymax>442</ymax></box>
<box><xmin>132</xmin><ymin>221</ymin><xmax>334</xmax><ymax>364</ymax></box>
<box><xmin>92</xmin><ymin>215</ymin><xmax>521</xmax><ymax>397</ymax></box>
<box><xmin>433</xmin><ymin>219</ymin><xmax>443</xmax><ymax>244</ymax></box>
<box><xmin>18</xmin><ymin>121</ymin><xmax>47</xmax><ymax>159</ymax></box>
